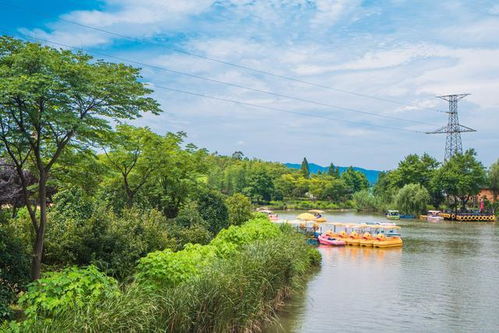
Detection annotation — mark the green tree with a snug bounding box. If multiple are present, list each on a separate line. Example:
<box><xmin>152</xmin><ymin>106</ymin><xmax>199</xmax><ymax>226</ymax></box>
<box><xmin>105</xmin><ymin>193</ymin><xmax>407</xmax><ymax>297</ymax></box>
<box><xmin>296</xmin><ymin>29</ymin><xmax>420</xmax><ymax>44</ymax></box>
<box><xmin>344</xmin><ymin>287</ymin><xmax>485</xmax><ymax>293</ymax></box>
<box><xmin>300</xmin><ymin>157</ymin><xmax>310</xmax><ymax>178</ymax></box>
<box><xmin>327</xmin><ymin>163</ymin><xmax>340</xmax><ymax>178</ymax></box>
<box><xmin>434</xmin><ymin>149</ymin><xmax>487</xmax><ymax>210</ymax></box>
<box><xmin>341</xmin><ymin>167</ymin><xmax>369</xmax><ymax>193</ymax></box>
<box><xmin>0</xmin><ymin>37</ymin><xmax>160</xmax><ymax>279</ymax></box>
<box><xmin>489</xmin><ymin>159</ymin><xmax>499</xmax><ymax>200</ymax></box>
<box><xmin>225</xmin><ymin>193</ymin><xmax>253</xmax><ymax>226</ymax></box>
<box><xmin>197</xmin><ymin>189</ymin><xmax>229</xmax><ymax>234</ymax></box>
<box><xmin>243</xmin><ymin>170</ymin><xmax>275</xmax><ymax>203</ymax></box>
<box><xmin>102</xmin><ymin>125</ymin><xmax>162</xmax><ymax>207</ymax></box>
<box><xmin>394</xmin><ymin>184</ymin><xmax>430</xmax><ymax>215</ymax></box>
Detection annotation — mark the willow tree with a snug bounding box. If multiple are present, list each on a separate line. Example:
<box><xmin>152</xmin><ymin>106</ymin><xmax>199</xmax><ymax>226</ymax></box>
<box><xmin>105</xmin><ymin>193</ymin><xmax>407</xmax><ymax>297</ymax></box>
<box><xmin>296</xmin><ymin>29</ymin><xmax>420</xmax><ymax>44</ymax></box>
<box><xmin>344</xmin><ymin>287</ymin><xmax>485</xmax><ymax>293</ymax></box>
<box><xmin>0</xmin><ymin>37</ymin><xmax>160</xmax><ymax>279</ymax></box>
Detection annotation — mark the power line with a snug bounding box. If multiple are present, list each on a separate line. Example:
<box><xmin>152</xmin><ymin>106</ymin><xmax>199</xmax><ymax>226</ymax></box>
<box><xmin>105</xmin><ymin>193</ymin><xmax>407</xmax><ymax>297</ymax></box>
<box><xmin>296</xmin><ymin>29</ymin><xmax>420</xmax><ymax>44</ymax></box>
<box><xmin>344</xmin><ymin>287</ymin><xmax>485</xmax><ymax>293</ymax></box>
<box><xmin>0</xmin><ymin>0</ymin><xmax>442</xmax><ymax>113</ymax></box>
<box><xmin>1</xmin><ymin>29</ymin><xmax>425</xmax><ymax>134</ymax></box>
<box><xmin>426</xmin><ymin>94</ymin><xmax>476</xmax><ymax>160</ymax></box>
<box><xmin>3</xmin><ymin>28</ymin><xmax>433</xmax><ymax>126</ymax></box>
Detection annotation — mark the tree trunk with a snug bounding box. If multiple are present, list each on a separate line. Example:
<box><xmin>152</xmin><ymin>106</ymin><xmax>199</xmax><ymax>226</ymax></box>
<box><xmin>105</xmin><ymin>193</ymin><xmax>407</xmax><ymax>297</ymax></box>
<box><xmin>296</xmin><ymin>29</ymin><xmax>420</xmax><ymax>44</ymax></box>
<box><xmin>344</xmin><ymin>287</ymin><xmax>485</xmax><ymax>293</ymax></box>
<box><xmin>31</xmin><ymin>173</ymin><xmax>47</xmax><ymax>280</ymax></box>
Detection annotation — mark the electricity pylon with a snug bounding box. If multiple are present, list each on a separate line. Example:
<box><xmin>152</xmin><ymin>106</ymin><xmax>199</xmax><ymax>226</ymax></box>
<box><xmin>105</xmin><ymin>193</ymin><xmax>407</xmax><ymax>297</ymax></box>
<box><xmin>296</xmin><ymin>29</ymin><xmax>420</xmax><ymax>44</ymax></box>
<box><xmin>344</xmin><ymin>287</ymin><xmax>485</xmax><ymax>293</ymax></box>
<box><xmin>426</xmin><ymin>94</ymin><xmax>476</xmax><ymax>160</ymax></box>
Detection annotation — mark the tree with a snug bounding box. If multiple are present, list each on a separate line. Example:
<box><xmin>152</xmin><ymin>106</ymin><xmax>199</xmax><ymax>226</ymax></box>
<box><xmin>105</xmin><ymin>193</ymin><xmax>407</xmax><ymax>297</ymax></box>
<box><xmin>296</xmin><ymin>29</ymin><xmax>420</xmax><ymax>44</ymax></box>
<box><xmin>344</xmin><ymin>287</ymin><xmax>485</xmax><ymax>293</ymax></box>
<box><xmin>103</xmin><ymin>125</ymin><xmax>162</xmax><ymax>207</ymax></box>
<box><xmin>434</xmin><ymin>149</ymin><xmax>486</xmax><ymax>210</ymax></box>
<box><xmin>394</xmin><ymin>184</ymin><xmax>430</xmax><ymax>215</ymax></box>
<box><xmin>300</xmin><ymin>157</ymin><xmax>310</xmax><ymax>178</ymax></box>
<box><xmin>341</xmin><ymin>167</ymin><xmax>369</xmax><ymax>193</ymax></box>
<box><xmin>489</xmin><ymin>159</ymin><xmax>499</xmax><ymax>201</ymax></box>
<box><xmin>231</xmin><ymin>151</ymin><xmax>244</xmax><ymax>160</ymax></box>
<box><xmin>327</xmin><ymin>163</ymin><xmax>340</xmax><ymax>178</ymax></box>
<box><xmin>243</xmin><ymin>170</ymin><xmax>275</xmax><ymax>203</ymax></box>
<box><xmin>0</xmin><ymin>37</ymin><xmax>160</xmax><ymax>279</ymax></box>
<box><xmin>196</xmin><ymin>189</ymin><xmax>229</xmax><ymax>234</ymax></box>
<box><xmin>226</xmin><ymin>193</ymin><xmax>253</xmax><ymax>226</ymax></box>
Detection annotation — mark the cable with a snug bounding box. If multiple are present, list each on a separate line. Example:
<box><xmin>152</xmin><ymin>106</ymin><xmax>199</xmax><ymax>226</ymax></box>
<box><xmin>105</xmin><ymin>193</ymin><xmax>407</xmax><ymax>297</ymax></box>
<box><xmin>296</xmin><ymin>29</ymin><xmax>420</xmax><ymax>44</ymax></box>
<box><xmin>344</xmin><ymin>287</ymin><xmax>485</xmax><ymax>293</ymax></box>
<box><xmin>0</xmin><ymin>0</ymin><xmax>442</xmax><ymax>113</ymax></box>
<box><xmin>1</xmin><ymin>29</ymin><xmax>427</xmax><ymax>134</ymax></box>
<box><xmin>2</xmin><ymin>28</ymin><xmax>433</xmax><ymax>126</ymax></box>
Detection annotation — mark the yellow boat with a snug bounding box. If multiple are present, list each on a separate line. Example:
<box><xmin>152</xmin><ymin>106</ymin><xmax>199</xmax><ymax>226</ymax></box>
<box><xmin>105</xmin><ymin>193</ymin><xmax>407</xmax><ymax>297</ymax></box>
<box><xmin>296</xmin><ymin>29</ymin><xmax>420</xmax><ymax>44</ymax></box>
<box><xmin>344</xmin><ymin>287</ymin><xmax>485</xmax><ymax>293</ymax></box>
<box><xmin>345</xmin><ymin>224</ymin><xmax>367</xmax><ymax>246</ymax></box>
<box><xmin>372</xmin><ymin>226</ymin><xmax>403</xmax><ymax>248</ymax></box>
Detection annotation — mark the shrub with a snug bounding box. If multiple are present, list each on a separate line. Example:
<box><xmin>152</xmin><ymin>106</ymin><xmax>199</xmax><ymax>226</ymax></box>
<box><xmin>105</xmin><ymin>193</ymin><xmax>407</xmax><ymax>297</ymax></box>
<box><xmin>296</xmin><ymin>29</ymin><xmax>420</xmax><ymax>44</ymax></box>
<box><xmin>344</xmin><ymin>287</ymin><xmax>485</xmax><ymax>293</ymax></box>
<box><xmin>394</xmin><ymin>184</ymin><xmax>430</xmax><ymax>215</ymax></box>
<box><xmin>45</xmin><ymin>206</ymin><xmax>175</xmax><ymax>280</ymax></box>
<box><xmin>0</xmin><ymin>220</ymin><xmax>30</xmax><ymax>321</ymax></box>
<box><xmin>225</xmin><ymin>193</ymin><xmax>253</xmax><ymax>226</ymax></box>
<box><xmin>18</xmin><ymin>266</ymin><xmax>119</xmax><ymax>322</ymax></box>
<box><xmin>168</xmin><ymin>224</ymin><xmax>213</xmax><ymax>251</ymax></box>
<box><xmin>7</xmin><ymin>218</ymin><xmax>321</xmax><ymax>332</ymax></box>
<box><xmin>196</xmin><ymin>189</ymin><xmax>229</xmax><ymax>234</ymax></box>
<box><xmin>135</xmin><ymin>244</ymin><xmax>217</xmax><ymax>289</ymax></box>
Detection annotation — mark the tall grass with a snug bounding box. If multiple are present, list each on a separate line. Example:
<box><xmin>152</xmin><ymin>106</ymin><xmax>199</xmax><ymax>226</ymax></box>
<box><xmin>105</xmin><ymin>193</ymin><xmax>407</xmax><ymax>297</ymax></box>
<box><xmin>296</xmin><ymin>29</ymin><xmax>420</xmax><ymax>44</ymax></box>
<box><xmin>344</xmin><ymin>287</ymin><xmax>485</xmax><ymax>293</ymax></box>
<box><xmin>5</xmin><ymin>221</ymin><xmax>320</xmax><ymax>332</ymax></box>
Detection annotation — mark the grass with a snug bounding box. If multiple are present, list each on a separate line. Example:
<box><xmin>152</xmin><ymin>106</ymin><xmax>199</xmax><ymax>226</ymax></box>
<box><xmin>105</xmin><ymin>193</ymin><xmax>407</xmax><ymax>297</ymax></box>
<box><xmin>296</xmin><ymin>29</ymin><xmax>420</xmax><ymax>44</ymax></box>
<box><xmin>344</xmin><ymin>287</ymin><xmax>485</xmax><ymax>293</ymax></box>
<box><xmin>5</xmin><ymin>223</ymin><xmax>320</xmax><ymax>333</ymax></box>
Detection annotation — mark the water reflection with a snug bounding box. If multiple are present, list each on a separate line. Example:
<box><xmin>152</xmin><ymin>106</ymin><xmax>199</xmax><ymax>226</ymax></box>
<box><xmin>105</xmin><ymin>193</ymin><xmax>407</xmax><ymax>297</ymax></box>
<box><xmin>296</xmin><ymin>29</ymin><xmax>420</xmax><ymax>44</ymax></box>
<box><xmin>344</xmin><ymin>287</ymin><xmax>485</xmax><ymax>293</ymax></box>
<box><xmin>266</xmin><ymin>211</ymin><xmax>499</xmax><ymax>333</ymax></box>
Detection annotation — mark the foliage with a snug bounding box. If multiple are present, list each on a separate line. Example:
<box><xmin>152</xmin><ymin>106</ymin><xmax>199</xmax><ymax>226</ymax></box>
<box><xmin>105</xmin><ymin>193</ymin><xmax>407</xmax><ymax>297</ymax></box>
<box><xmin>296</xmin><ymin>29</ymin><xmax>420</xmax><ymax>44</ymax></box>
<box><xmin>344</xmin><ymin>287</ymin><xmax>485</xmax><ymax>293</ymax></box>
<box><xmin>8</xmin><ymin>219</ymin><xmax>320</xmax><ymax>333</ymax></box>
<box><xmin>18</xmin><ymin>266</ymin><xmax>119</xmax><ymax>322</ymax></box>
<box><xmin>225</xmin><ymin>193</ymin><xmax>253</xmax><ymax>226</ymax></box>
<box><xmin>341</xmin><ymin>167</ymin><xmax>369</xmax><ymax>193</ymax></box>
<box><xmin>0</xmin><ymin>36</ymin><xmax>161</xmax><ymax>279</ymax></box>
<box><xmin>434</xmin><ymin>149</ymin><xmax>486</xmax><ymax>209</ymax></box>
<box><xmin>196</xmin><ymin>189</ymin><xmax>229</xmax><ymax>234</ymax></box>
<box><xmin>327</xmin><ymin>162</ymin><xmax>340</xmax><ymax>178</ymax></box>
<box><xmin>300</xmin><ymin>157</ymin><xmax>310</xmax><ymax>178</ymax></box>
<box><xmin>353</xmin><ymin>189</ymin><xmax>382</xmax><ymax>211</ymax></box>
<box><xmin>489</xmin><ymin>159</ymin><xmax>499</xmax><ymax>199</ymax></box>
<box><xmin>44</xmin><ymin>206</ymin><xmax>174</xmax><ymax>280</ymax></box>
<box><xmin>135</xmin><ymin>244</ymin><xmax>218</xmax><ymax>290</ymax></box>
<box><xmin>394</xmin><ymin>184</ymin><xmax>430</xmax><ymax>215</ymax></box>
<box><xmin>0</xmin><ymin>220</ymin><xmax>30</xmax><ymax>321</ymax></box>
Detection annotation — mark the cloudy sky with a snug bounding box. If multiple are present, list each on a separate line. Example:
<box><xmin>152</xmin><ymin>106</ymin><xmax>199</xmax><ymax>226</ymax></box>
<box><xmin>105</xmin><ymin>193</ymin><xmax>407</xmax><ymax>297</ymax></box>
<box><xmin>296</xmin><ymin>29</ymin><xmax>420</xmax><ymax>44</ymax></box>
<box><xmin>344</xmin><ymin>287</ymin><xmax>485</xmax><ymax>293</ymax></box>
<box><xmin>1</xmin><ymin>0</ymin><xmax>498</xmax><ymax>170</ymax></box>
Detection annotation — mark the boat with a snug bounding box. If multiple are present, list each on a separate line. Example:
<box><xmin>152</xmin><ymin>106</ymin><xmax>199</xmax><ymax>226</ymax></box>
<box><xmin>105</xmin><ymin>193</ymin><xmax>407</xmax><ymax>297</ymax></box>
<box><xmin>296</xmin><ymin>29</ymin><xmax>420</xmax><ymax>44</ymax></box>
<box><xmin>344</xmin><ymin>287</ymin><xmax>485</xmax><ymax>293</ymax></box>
<box><xmin>372</xmin><ymin>226</ymin><xmax>403</xmax><ymax>248</ymax></box>
<box><xmin>345</xmin><ymin>224</ymin><xmax>365</xmax><ymax>246</ymax></box>
<box><xmin>318</xmin><ymin>233</ymin><xmax>346</xmax><ymax>246</ymax></box>
<box><xmin>400</xmin><ymin>214</ymin><xmax>416</xmax><ymax>219</ymax></box>
<box><xmin>385</xmin><ymin>210</ymin><xmax>400</xmax><ymax>220</ymax></box>
<box><xmin>358</xmin><ymin>225</ymin><xmax>383</xmax><ymax>247</ymax></box>
<box><xmin>426</xmin><ymin>210</ymin><xmax>444</xmax><ymax>223</ymax></box>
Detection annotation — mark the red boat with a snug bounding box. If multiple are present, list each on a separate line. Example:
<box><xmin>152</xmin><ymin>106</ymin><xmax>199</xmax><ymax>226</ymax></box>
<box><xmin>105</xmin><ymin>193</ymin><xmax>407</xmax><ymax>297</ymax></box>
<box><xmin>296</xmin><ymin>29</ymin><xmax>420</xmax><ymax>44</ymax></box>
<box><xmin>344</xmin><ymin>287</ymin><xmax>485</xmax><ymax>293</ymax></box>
<box><xmin>318</xmin><ymin>233</ymin><xmax>346</xmax><ymax>246</ymax></box>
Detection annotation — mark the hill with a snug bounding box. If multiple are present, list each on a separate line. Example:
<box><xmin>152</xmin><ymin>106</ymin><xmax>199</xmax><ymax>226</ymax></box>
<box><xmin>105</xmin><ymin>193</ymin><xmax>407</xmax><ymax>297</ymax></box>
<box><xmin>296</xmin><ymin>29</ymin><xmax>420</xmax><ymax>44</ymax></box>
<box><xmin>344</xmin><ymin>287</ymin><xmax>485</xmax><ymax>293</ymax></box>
<box><xmin>285</xmin><ymin>163</ymin><xmax>381</xmax><ymax>184</ymax></box>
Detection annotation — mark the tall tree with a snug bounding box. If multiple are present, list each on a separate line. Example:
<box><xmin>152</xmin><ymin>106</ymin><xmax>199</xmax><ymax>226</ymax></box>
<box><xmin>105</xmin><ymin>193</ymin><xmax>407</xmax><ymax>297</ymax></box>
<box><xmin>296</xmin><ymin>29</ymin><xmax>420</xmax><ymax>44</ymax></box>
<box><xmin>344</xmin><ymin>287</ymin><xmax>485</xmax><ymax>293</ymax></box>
<box><xmin>489</xmin><ymin>159</ymin><xmax>499</xmax><ymax>201</ymax></box>
<box><xmin>341</xmin><ymin>167</ymin><xmax>369</xmax><ymax>193</ymax></box>
<box><xmin>0</xmin><ymin>37</ymin><xmax>160</xmax><ymax>279</ymax></box>
<box><xmin>434</xmin><ymin>149</ymin><xmax>486</xmax><ymax>210</ymax></box>
<box><xmin>327</xmin><ymin>162</ymin><xmax>340</xmax><ymax>178</ymax></box>
<box><xmin>300</xmin><ymin>157</ymin><xmax>310</xmax><ymax>178</ymax></box>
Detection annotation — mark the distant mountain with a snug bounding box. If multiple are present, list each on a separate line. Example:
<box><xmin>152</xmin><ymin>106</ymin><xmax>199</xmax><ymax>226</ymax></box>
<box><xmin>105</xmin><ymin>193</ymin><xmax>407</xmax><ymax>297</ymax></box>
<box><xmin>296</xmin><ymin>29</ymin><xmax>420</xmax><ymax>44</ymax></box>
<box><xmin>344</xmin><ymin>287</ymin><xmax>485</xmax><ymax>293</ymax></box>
<box><xmin>284</xmin><ymin>163</ymin><xmax>381</xmax><ymax>184</ymax></box>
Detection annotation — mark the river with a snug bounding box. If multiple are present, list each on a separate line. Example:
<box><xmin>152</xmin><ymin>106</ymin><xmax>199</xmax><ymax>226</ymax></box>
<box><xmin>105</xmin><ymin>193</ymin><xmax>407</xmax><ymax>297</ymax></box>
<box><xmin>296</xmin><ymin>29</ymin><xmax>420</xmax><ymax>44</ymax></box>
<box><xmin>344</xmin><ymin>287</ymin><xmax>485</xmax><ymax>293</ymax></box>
<box><xmin>265</xmin><ymin>211</ymin><xmax>499</xmax><ymax>333</ymax></box>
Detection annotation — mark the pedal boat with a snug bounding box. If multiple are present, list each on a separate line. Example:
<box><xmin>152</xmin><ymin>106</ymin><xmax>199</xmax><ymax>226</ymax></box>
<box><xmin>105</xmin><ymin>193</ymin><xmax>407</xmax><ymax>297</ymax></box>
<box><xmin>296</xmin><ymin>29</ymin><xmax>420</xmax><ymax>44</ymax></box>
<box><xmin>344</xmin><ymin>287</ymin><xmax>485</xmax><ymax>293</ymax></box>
<box><xmin>318</xmin><ymin>233</ymin><xmax>346</xmax><ymax>246</ymax></box>
<box><xmin>372</xmin><ymin>230</ymin><xmax>403</xmax><ymax>248</ymax></box>
<box><xmin>385</xmin><ymin>210</ymin><xmax>400</xmax><ymax>220</ymax></box>
<box><xmin>359</xmin><ymin>232</ymin><xmax>376</xmax><ymax>247</ymax></box>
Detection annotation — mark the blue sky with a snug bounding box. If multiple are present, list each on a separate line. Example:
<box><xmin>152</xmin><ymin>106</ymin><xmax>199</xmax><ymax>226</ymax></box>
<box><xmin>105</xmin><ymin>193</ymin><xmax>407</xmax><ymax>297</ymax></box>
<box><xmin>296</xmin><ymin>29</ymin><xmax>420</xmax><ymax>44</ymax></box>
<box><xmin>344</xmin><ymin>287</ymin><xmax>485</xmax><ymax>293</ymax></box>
<box><xmin>1</xmin><ymin>0</ymin><xmax>498</xmax><ymax>169</ymax></box>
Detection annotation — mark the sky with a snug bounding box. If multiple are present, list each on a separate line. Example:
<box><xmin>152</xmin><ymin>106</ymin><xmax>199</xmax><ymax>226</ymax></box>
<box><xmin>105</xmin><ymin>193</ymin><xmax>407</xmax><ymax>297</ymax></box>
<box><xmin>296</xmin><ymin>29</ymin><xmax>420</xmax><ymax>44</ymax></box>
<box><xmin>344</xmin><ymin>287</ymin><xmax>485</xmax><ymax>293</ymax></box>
<box><xmin>1</xmin><ymin>0</ymin><xmax>498</xmax><ymax>170</ymax></box>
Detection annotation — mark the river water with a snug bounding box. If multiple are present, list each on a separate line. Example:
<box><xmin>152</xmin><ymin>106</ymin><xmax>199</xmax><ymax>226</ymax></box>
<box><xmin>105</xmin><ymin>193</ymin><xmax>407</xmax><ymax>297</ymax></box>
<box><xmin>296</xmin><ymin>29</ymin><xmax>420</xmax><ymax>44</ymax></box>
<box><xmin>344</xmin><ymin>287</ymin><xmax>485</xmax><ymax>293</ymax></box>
<box><xmin>265</xmin><ymin>211</ymin><xmax>499</xmax><ymax>333</ymax></box>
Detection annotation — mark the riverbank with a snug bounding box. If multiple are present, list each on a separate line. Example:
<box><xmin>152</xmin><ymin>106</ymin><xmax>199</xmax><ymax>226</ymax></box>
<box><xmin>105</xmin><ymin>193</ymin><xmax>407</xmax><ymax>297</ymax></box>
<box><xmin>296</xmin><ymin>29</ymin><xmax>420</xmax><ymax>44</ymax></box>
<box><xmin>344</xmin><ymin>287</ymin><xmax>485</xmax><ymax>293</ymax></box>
<box><xmin>3</xmin><ymin>218</ymin><xmax>321</xmax><ymax>332</ymax></box>
<box><xmin>266</xmin><ymin>200</ymin><xmax>355</xmax><ymax>211</ymax></box>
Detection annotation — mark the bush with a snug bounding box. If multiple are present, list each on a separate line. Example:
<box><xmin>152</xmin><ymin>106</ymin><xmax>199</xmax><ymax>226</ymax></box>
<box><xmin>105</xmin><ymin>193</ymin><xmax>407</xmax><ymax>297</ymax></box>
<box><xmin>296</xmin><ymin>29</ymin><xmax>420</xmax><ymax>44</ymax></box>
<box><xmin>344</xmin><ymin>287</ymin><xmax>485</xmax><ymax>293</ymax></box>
<box><xmin>196</xmin><ymin>189</ymin><xmax>229</xmax><ymax>234</ymax></box>
<box><xmin>0</xmin><ymin>220</ymin><xmax>30</xmax><ymax>321</ymax></box>
<box><xmin>168</xmin><ymin>224</ymin><xmax>213</xmax><ymax>251</ymax></box>
<box><xmin>394</xmin><ymin>184</ymin><xmax>430</xmax><ymax>215</ymax></box>
<box><xmin>225</xmin><ymin>193</ymin><xmax>253</xmax><ymax>226</ymax></box>
<box><xmin>9</xmin><ymin>218</ymin><xmax>321</xmax><ymax>332</ymax></box>
<box><xmin>18</xmin><ymin>266</ymin><xmax>119</xmax><ymax>324</ymax></box>
<box><xmin>135</xmin><ymin>244</ymin><xmax>217</xmax><ymax>290</ymax></box>
<box><xmin>45</xmin><ymin>206</ymin><xmax>175</xmax><ymax>280</ymax></box>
